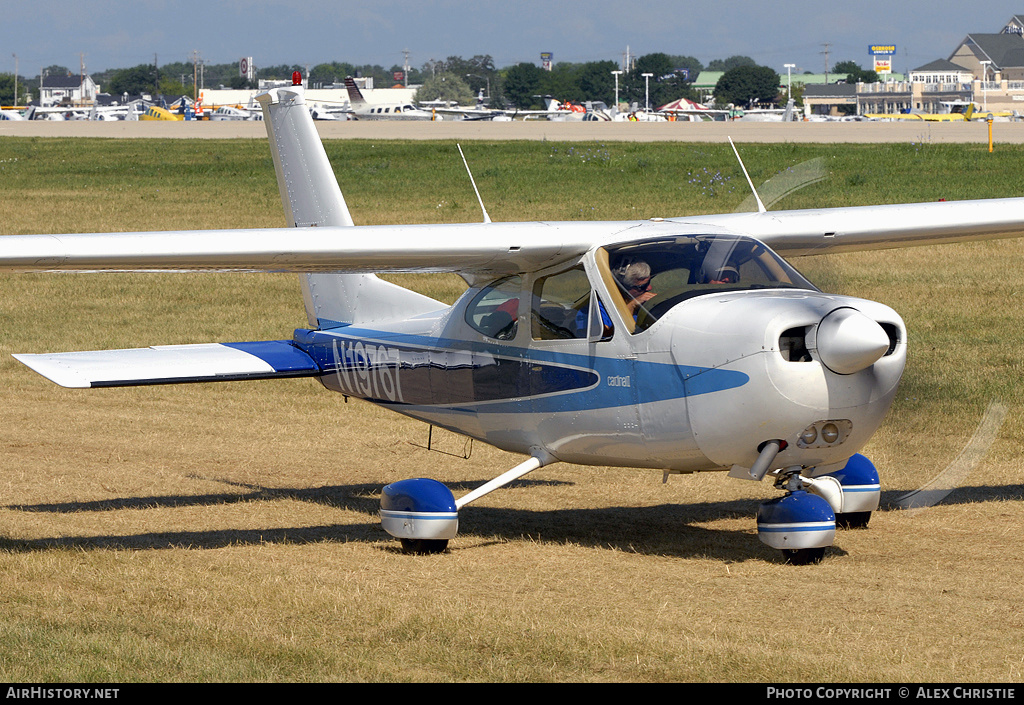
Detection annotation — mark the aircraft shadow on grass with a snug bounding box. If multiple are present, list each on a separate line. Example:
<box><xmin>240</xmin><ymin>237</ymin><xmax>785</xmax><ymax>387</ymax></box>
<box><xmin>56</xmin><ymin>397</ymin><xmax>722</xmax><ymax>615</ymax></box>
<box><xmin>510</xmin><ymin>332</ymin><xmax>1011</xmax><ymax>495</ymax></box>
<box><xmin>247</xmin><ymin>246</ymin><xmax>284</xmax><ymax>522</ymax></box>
<box><xmin>2</xmin><ymin>477</ymin><xmax>1021</xmax><ymax>560</ymax></box>
<box><xmin>0</xmin><ymin>477</ymin><xmax>769</xmax><ymax>560</ymax></box>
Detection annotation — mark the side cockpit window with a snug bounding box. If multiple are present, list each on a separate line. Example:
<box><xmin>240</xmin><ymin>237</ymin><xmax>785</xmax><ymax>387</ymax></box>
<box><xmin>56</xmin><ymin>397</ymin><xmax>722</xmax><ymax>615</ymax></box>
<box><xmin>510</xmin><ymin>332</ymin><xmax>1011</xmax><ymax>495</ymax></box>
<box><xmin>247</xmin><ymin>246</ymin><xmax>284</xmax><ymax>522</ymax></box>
<box><xmin>531</xmin><ymin>266</ymin><xmax>593</xmax><ymax>340</ymax></box>
<box><xmin>466</xmin><ymin>276</ymin><xmax>521</xmax><ymax>340</ymax></box>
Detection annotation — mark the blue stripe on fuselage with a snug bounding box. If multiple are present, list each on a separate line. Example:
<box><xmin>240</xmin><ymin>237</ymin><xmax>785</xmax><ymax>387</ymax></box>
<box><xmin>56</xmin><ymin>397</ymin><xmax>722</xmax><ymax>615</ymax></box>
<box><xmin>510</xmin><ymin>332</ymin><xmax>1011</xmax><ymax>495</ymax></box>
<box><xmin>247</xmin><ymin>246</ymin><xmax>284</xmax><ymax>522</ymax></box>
<box><xmin>292</xmin><ymin>327</ymin><xmax>748</xmax><ymax>413</ymax></box>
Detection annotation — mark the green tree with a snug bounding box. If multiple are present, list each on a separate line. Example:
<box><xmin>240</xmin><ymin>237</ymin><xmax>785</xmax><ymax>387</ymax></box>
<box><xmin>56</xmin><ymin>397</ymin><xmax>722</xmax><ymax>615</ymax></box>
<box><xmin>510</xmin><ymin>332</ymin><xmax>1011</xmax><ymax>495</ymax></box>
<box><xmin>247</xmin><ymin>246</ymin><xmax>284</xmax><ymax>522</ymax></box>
<box><xmin>429</xmin><ymin>55</ymin><xmax>503</xmax><ymax>106</ymax></box>
<box><xmin>414</xmin><ymin>72</ymin><xmax>474</xmax><ymax>105</ymax></box>
<box><xmin>618</xmin><ymin>53</ymin><xmax>698</xmax><ymax>110</ymax></box>
<box><xmin>227</xmin><ymin>74</ymin><xmax>254</xmax><ymax>90</ymax></box>
<box><xmin>577</xmin><ymin>60</ymin><xmax>618</xmax><ymax>104</ymax></box>
<box><xmin>258</xmin><ymin>64</ymin><xmax>305</xmax><ymax>82</ymax></box>
<box><xmin>309</xmin><ymin>62</ymin><xmax>356</xmax><ymax>87</ymax></box>
<box><xmin>667</xmin><ymin>55</ymin><xmax>703</xmax><ymax>82</ymax></box>
<box><xmin>502</xmin><ymin>62</ymin><xmax>544</xmax><ymax>108</ymax></box>
<box><xmin>707</xmin><ymin>55</ymin><xmax>756</xmax><ymax>72</ymax></box>
<box><xmin>714</xmin><ymin>65</ymin><xmax>780</xmax><ymax>107</ymax></box>
<box><xmin>0</xmin><ymin>73</ymin><xmax>26</xmax><ymax>105</ymax></box>
<box><xmin>833</xmin><ymin>60</ymin><xmax>879</xmax><ymax>84</ymax></box>
<box><xmin>540</xmin><ymin>62</ymin><xmax>586</xmax><ymax>103</ymax></box>
<box><xmin>108</xmin><ymin>64</ymin><xmax>158</xmax><ymax>96</ymax></box>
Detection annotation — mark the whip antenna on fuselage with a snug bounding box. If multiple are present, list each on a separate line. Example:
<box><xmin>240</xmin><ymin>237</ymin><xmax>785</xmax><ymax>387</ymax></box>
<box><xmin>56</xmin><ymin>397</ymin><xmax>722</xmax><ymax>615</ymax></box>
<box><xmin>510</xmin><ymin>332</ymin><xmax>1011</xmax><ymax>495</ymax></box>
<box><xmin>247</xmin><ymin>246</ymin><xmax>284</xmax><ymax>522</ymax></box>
<box><xmin>729</xmin><ymin>137</ymin><xmax>766</xmax><ymax>214</ymax></box>
<box><xmin>458</xmin><ymin>144</ymin><xmax>492</xmax><ymax>224</ymax></box>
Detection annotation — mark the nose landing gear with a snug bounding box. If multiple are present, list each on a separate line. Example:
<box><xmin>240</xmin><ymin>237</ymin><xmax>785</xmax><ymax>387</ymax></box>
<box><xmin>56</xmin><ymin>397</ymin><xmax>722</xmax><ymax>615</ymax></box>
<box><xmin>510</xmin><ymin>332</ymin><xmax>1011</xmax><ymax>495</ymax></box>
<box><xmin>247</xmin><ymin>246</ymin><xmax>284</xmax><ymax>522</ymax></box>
<box><xmin>757</xmin><ymin>469</ymin><xmax>836</xmax><ymax>565</ymax></box>
<box><xmin>756</xmin><ymin>454</ymin><xmax>881</xmax><ymax>564</ymax></box>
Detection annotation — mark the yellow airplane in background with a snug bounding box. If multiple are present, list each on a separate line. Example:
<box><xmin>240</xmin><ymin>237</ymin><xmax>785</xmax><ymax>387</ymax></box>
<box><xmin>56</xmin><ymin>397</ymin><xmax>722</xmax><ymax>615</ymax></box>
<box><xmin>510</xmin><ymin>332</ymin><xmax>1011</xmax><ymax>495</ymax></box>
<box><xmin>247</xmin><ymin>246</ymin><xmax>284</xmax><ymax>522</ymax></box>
<box><xmin>865</xmin><ymin>104</ymin><xmax>981</xmax><ymax>122</ymax></box>
<box><xmin>140</xmin><ymin>106</ymin><xmax>183</xmax><ymax>121</ymax></box>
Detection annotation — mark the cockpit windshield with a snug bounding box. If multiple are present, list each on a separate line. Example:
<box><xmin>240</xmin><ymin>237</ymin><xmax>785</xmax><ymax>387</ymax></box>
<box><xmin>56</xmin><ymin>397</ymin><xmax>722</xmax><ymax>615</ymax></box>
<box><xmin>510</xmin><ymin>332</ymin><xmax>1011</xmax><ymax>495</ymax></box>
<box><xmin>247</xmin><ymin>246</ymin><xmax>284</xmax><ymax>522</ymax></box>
<box><xmin>599</xmin><ymin>234</ymin><xmax>817</xmax><ymax>332</ymax></box>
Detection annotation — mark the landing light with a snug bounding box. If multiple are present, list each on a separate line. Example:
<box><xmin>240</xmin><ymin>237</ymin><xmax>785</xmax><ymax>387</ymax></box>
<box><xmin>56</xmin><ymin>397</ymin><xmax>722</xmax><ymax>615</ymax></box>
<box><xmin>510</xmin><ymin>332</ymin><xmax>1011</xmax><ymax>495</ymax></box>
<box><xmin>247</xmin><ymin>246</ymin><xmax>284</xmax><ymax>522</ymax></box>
<box><xmin>797</xmin><ymin>419</ymin><xmax>852</xmax><ymax>449</ymax></box>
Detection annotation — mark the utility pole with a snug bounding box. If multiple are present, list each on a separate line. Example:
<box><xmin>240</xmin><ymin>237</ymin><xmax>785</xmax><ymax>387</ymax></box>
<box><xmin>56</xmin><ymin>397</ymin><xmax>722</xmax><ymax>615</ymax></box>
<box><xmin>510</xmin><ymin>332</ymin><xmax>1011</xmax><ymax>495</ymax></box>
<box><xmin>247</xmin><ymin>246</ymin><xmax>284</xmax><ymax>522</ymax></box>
<box><xmin>79</xmin><ymin>53</ymin><xmax>87</xmax><ymax>105</ymax></box>
<box><xmin>403</xmin><ymin>48</ymin><xmax>410</xmax><ymax>87</ymax></box>
<box><xmin>191</xmin><ymin>50</ymin><xmax>201</xmax><ymax>101</ymax></box>
<box><xmin>11</xmin><ymin>54</ymin><xmax>16</xmax><ymax>107</ymax></box>
<box><xmin>821</xmin><ymin>43</ymin><xmax>832</xmax><ymax>83</ymax></box>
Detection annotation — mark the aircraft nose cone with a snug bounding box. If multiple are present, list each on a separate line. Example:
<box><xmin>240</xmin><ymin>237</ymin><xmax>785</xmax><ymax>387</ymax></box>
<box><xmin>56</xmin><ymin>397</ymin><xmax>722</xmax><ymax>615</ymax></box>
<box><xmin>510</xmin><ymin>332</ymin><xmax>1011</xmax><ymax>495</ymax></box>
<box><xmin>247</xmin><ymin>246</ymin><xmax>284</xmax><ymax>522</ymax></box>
<box><xmin>816</xmin><ymin>308</ymin><xmax>890</xmax><ymax>375</ymax></box>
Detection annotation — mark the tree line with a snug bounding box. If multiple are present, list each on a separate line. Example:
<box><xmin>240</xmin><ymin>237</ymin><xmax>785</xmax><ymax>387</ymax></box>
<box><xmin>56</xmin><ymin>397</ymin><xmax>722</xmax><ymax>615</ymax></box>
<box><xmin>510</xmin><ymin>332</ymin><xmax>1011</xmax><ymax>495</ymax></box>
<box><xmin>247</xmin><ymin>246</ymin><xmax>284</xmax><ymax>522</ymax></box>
<box><xmin>1</xmin><ymin>54</ymin><xmax>876</xmax><ymax>109</ymax></box>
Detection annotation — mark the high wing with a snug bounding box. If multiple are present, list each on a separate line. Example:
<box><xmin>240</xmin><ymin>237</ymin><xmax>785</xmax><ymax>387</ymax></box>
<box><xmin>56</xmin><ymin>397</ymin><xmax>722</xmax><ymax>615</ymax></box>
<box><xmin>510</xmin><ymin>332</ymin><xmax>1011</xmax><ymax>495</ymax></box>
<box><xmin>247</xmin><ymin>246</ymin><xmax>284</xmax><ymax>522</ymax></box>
<box><xmin>3</xmin><ymin>198</ymin><xmax>1024</xmax><ymax>275</ymax></box>
<box><xmin>695</xmin><ymin>198</ymin><xmax>1024</xmax><ymax>257</ymax></box>
<box><xmin>0</xmin><ymin>223</ymin><xmax>600</xmax><ymax>277</ymax></box>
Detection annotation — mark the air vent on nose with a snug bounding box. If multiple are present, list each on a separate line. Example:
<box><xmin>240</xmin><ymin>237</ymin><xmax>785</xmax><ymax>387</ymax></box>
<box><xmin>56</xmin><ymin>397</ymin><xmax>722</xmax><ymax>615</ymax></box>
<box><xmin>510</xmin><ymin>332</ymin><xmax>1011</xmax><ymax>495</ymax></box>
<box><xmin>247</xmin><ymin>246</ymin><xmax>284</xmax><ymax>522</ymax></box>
<box><xmin>779</xmin><ymin>326</ymin><xmax>812</xmax><ymax>362</ymax></box>
<box><xmin>879</xmin><ymin>322</ymin><xmax>900</xmax><ymax>355</ymax></box>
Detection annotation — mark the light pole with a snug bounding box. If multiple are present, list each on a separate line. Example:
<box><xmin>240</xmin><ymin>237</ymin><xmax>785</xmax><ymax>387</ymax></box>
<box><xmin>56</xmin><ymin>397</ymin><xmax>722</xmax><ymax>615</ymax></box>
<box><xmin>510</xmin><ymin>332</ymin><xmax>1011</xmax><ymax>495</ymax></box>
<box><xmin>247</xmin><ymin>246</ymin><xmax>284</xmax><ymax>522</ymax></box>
<box><xmin>784</xmin><ymin>63</ymin><xmax>795</xmax><ymax>97</ymax></box>
<box><xmin>980</xmin><ymin>60</ymin><xmax>991</xmax><ymax>111</ymax></box>
<box><xmin>642</xmin><ymin>72</ymin><xmax>653</xmax><ymax>111</ymax></box>
<box><xmin>11</xmin><ymin>54</ymin><xmax>17</xmax><ymax>107</ymax></box>
<box><xmin>611</xmin><ymin>70</ymin><xmax>622</xmax><ymax>109</ymax></box>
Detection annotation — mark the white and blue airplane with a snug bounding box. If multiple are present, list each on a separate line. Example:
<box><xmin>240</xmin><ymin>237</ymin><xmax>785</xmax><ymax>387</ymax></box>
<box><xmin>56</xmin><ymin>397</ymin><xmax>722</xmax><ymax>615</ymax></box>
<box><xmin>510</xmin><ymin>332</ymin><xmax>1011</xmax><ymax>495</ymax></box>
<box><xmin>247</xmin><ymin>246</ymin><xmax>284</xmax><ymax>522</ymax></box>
<box><xmin>4</xmin><ymin>76</ymin><xmax>1024</xmax><ymax>564</ymax></box>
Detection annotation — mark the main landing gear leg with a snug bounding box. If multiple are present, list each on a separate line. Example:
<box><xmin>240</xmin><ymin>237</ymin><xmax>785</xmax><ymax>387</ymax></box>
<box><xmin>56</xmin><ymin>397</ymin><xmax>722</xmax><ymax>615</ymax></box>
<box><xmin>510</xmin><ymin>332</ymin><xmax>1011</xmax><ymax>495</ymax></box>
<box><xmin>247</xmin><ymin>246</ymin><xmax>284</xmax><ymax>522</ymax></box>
<box><xmin>380</xmin><ymin>451</ymin><xmax>554</xmax><ymax>554</ymax></box>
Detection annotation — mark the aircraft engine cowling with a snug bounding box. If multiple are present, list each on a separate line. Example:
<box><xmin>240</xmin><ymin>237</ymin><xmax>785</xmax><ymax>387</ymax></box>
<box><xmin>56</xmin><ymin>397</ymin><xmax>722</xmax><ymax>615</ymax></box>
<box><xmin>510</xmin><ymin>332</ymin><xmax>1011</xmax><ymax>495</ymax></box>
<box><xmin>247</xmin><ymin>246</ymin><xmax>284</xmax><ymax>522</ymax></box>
<box><xmin>667</xmin><ymin>292</ymin><xmax>906</xmax><ymax>473</ymax></box>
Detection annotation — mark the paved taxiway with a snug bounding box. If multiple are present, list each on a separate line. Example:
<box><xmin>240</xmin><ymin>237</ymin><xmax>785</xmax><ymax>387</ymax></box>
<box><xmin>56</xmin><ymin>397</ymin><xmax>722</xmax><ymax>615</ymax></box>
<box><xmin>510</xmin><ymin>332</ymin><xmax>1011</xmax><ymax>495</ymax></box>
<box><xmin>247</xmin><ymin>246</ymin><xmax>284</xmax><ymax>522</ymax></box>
<box><xmin>2</xmin><ymin>119</ymin><xmax>1022</xmax><ymax>143</ymax></box>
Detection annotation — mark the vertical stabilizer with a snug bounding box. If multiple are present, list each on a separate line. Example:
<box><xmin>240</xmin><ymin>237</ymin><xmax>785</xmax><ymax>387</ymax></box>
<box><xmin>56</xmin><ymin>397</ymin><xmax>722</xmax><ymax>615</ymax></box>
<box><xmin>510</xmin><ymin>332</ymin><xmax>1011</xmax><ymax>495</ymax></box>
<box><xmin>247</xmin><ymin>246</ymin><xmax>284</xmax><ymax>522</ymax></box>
<box><xmin>256</xmin><ymin>82</ymin><xmax>444</xmax><ymax>328</ymax></box>
<box><xmin>257</xmin><ymin>83</ymin><xmax>354</xmax><ymax>229</ymax></box>
<box><xmin>344</xmin><ymin>77</ymin><xmax>367</xmax><ymax>106</ymax></box>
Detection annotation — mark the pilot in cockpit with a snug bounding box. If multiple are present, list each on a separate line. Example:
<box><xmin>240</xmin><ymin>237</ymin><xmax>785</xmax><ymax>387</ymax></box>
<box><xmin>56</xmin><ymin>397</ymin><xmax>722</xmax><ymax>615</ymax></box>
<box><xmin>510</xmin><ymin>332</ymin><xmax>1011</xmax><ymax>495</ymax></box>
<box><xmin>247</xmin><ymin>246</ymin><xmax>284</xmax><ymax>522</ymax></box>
<box><xmin>615</xmin><ymin>259</ymin><xmax>657</xmax><ymax>319</ymax></box>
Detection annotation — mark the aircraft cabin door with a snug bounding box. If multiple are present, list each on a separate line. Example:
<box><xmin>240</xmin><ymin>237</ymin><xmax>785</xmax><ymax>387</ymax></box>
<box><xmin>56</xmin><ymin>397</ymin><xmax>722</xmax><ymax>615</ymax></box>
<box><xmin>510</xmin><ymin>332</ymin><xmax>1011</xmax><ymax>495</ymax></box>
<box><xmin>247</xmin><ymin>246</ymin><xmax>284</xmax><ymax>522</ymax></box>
<box><xmin>527</xmin><ymin>263</ymin><xmax>642</xmax><ymax>465</ymax></box>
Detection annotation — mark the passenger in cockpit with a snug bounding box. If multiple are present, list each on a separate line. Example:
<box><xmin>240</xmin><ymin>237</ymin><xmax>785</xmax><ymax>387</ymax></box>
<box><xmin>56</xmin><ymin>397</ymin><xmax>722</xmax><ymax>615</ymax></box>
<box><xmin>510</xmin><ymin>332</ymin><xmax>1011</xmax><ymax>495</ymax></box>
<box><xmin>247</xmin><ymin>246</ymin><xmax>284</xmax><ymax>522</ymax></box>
<box><xmin>703</xmin><ymin>264</ymin><xmax>740</xmax><ymax>285</ymax></box>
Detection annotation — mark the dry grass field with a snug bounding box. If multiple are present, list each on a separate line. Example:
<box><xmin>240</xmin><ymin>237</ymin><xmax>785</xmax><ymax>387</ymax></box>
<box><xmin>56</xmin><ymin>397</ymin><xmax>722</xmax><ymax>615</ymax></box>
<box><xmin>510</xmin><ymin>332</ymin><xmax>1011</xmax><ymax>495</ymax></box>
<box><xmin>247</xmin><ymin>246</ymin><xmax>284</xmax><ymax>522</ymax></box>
<box><xmin>0</xmin><ymin>137</ymin><xmax>1021</xmax><ymax>682</ymax></box>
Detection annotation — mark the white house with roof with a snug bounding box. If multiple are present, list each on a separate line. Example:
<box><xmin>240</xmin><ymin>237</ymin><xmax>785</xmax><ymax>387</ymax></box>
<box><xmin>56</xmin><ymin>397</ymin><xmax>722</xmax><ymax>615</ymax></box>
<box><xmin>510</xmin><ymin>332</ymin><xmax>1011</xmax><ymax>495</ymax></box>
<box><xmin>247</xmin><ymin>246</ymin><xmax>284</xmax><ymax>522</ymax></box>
<box><xmin>38</xmin><ymin>74</ymin><xmax>100</xmax><ymax>107</ymax></box>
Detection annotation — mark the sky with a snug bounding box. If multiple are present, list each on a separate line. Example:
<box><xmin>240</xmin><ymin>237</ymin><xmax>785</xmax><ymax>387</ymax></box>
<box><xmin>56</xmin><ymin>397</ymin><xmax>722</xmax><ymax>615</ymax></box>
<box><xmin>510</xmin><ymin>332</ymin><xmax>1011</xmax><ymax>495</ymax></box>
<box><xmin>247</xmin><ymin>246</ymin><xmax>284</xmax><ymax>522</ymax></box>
<box><xmin>4</xmin><ymin>1</ymin><xmax>1023</xmax><ymax>79</ymax></box>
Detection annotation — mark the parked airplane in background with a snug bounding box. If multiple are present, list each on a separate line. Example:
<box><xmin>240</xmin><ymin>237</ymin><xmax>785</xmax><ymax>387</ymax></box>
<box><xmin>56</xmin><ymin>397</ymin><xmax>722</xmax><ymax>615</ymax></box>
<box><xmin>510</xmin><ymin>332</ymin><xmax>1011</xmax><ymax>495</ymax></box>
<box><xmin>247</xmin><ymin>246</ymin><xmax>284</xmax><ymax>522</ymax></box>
<box><xmin>865</xmin><ymin>103</ymin><xmax>977</xmax><ymax>122</ymax></box>
<box><xmin>422</xmin><ymin>89</ymin><xmax>509</xmax><ymax>121</ymax></box>
<box><xmin>208</xmin><ymin>105</ymin><xmax>263</xmax><ymax>121</ymax></box>
<box><xmin>140</xmin><ymin>105</ymin><xmax>183</xmax><ymax>121</ymax></box>
<box><xmin>4</xmin><ymin>74</ymin><xmax>1024</xmax><ymax>564</ymax></box>
<box><xmin>344</xmin><ymin>77</ymin><xmax>437</xmax><ymax>120</ymax></box>
<box><xmin>736</xmin><ymin>98</ymin><xmax>798</xmax><ymax>122</ymax></box>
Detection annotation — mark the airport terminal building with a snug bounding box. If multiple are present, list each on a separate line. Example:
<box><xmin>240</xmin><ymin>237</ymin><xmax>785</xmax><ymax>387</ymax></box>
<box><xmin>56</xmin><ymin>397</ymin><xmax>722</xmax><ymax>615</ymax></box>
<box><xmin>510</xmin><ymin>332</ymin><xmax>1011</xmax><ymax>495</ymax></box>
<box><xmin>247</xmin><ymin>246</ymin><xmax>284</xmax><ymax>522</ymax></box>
<box><xmin>804</xmin><ymin>14</ymin><xmax>1024</xmax><ymax>117</ymax></box>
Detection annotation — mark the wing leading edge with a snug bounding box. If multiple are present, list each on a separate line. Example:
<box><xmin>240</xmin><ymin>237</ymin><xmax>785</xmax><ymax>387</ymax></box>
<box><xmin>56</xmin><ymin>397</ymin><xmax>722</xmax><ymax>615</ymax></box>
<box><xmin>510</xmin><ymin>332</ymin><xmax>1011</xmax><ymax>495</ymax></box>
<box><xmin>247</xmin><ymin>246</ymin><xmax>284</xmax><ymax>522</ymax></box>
<box><xmin>13</xmin><ymin>341</ymin><xmax>320</xmax><ymax>388</ymax></box>
<box><xmin>4</xmin><ymin>199</ymin><xmax>1024</xmax><ymax>277</ymax></box>
<box><xmin>686</xmin><ymin>197</ymin><xmax>1024</xmax><ymax>257</ymax></box>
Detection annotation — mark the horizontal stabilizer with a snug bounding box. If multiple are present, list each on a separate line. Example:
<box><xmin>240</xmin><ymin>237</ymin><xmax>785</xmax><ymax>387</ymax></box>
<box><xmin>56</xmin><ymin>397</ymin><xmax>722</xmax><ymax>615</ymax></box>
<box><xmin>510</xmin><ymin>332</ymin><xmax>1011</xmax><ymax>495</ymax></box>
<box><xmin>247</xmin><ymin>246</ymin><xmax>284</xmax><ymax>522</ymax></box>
<box><xmin>13</xmin><ymin>341</ymin><xmax>320</xmax><ymax>388</ymax></box>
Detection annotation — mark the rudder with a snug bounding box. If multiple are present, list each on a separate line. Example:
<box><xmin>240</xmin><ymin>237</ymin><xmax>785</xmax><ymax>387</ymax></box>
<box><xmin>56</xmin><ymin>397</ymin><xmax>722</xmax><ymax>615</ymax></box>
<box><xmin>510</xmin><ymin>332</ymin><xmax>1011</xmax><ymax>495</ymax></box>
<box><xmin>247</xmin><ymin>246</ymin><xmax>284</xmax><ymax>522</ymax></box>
<box><xmin>256</xmin><ymin>79</ymin><xmax>444</xmax><ymax>328</ymax></box>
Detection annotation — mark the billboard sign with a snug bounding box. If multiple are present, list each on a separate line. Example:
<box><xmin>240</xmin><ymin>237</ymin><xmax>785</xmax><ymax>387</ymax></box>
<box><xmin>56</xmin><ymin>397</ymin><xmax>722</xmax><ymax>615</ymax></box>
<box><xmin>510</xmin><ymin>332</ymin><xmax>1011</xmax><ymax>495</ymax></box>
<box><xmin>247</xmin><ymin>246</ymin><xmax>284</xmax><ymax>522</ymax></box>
<box><xmin>869</xmin><ymin>45</ymin><xmax>895</xmax><ymax>75</ymax></box>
